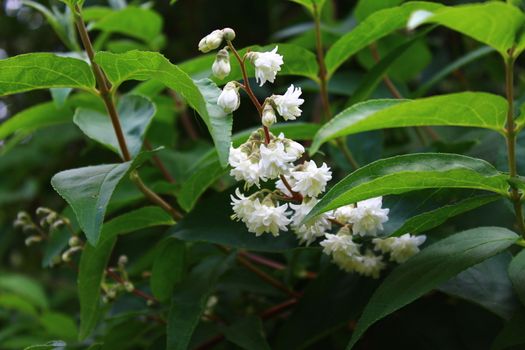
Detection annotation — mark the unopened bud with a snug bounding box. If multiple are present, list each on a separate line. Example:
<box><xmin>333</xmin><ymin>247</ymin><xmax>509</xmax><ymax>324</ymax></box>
<box><xmin>24</xmin><ymin>235</ymin><xmax>42</xmax><ymax>246</ymax></box>
<box><xmin>212</xmin><ymin>48</ymin><xmax>231</xmax><ymax>80</ymax></box>
<box><xmin>36</xmin><ymin>207</ymin><xmax>52</xmax><ymax>216</ymax></box>
<box><xmin>217</xmin><ymin>82</ymin><xmax>240</xmax><ymax>113</ymax></box>
<box><xmin>123</xmin><ymin>281</ymin><xmax>134</xmax><ymax>292</ymax></box>
<box><xmin>107</xmin><ymin>289</ymin><xmax>117</xmax><ymax>299</ymax></box>
<box><xmin>68</xmin><ymin>236</ymin><xmax>81</xmax><ymax>247</ymax></box>
<box><xmin>118</xmin><ymin>255</ymin><xmax>128</xmax><ymax>267</ymax></box>
<box><xmin>198</xmin><ymin>29</ymin><xmax>224</xmax><ymax>53</ymax></box>
<box><xmin>222</xmin><ymin>28</ymin><xmax>236</xmax><ymax>41</ymax></box>
<box><xmin>262</xmin><ymin>103</ymin><xmax>277</xmax><ymax>127</ymax></box>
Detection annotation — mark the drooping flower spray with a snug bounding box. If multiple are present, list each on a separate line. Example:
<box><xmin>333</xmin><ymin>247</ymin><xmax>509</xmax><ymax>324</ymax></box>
<box><xmin>198</xmin><ymin>29</ymin><xmax>426</xmax><ymax>278</ymax></box>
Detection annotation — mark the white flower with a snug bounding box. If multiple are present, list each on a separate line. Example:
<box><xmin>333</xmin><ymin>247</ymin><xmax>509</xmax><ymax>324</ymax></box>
<box><xmin>320</xmin><ymin>233</ymin><xmax>360</xmax><ymax>256</ymax></box>
<box><xmin>275</xmin><ymin>176</ymin><xmax>294</xmax><ymax>197</ymax></box>
<box><xmin>273</xmin><ymin>85</ymin><xmax>304</xmax><ymax>120</ymax></box>
<box><xmin>262</xmin><ymin>104</ymin><xmax>277</xmax><ymax>127</ymax></box>
<box><xmin>349</xmin><ymin>197</ymin><xmax>389</xmax><ymax>237</ymax></box>
<box><xmin>291</xmin><ymin>161</ymin><xmax>332</xmax><ymax>198</ymax></box>
<box><xmin>290</xmin><ymin>199</ymin><xmax>332</xmax><ymax>245</ymax></box>
<box><xmin>218</xmin><ymin>82</ymin><xmax>240</xmax><ymax>113</ymax></box>
<box><xmin>247</xmin><ymin>46</ymin><xmax>284</xmax><ymax>86</ymax></box>
<box><xmin>352</xmin><ymin>250</ymin><xmax>386</xmax><ymax>278</ymax></box>
<box><xmin>245</xmin><ymin>200</ymin><xmax>291</xmax><ymax>236</ymax></box>
<box><xmin>230</xmin><ymin>188</ymin><xmax>255</xmax><ymax>222</ymax></box>
<box><xmin>212</xmin><ymin>49</ymin><xmax>231</xmax><ymax>80</ymax></box>
<box><xmin>373</xmin><ymin>233</ymin><xmax>426</xmax><ymax>263</ymax></box>
<box><xmin>259</xmin><ymin>141</ymin><xmax>296</xmax><ymax>179</ymax></box>
<box><xmin>333</xmin><ymin>205</ymin><xmax>355</xmax><ymax>224</ymax></box>
<box><xmin>228</xmin><ymin>145</ymin><xmax>261</xmax><ymax>187</ymax></box>
<box><xmin>198</xmin><ymin>29</ymin><xmax>224</xmax><ymax>53</ymax></box>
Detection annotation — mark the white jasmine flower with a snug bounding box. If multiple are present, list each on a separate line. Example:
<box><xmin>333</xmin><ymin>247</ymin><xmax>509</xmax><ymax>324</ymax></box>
<box><xmin>349</xmin><ymin>197</ymin><xmax>389</xmax><ymax>237</ymax></box>
<box><xmin>291</xmin><ymin>161</ymin><xmax>332</xmax><ymax>198</ymax></box>
<box><xmin>212</xmin><ymin>48</ymin><xmax>231</xmax><ymax>80</ymax></box>
<box><xmin>245</xmin><ymin>200</ymin><xmax>291</xmax><ymax>236</ymax></box>
<box><xmin>218</xmin><ymin>82</ymin><xmax>240</xmax><ymax>113</ymax></box>
<box><xmin>352</xmin><ymin>250</ymin><xmax>386</xmax><ymax>278</ymax></box>
<box><xmin>320</xmin><ymin>233</ymin><xmax>360</xmax><ymax>256</ymax></box>
<box><xmin>373</xmin><ymin>233</ymin><xmax>426</xmax><ymax>263</ymax></box>
<box><xmin>230</xmin><ymin>188</ymin><xmax>255</xmax><ymax>222</ymax></box>
<box><xmin>333</xmin><ymin>205</ymin><xmax>355</xmax><ymax>224</ymax></box>
<box><xmin>229</xmin><ymin>145</ymin><xmax>261</xmax><ymax>187</ymax></box>
<box><xmin>259</xmin><ymin>141</ymin><xmax>296</xmax><ymax>179</ymax></box>
<box><xmin>247</xmin><ymin>46</ymin><xmax>284</xmax><ymax>86</ymax></box>
<box><xmin>262</xmin><ymin>103</ymin><xmax>277</xmax><ymax>127</ymax></box>
<box><xmin>198</xmin><ymin>29</ymin><xmax>224</xmax><ymax>53</ymax></box>
<box><xmin>290</xmin><ymin>199</ymin><xmax>332</xmax><ymax>245</ymax></box>
<box><xmin>273</xmin><ymin>84</ymin><xmax>304</xmax><ymax>120</ymax></box>
<box><xmin>277</xmin><ymin>133</ymin><xmax>305</xmax><ymax>160</ymax></box>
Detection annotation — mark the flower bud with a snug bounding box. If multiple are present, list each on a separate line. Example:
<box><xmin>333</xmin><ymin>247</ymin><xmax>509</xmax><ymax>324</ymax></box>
<box><xmin>25</xmin><ymin>235</ymin><xmax>42</xmax><ymax>246</ymax></box>
<box><xmin>68</xmin><ymin>236</ymin><xmax>81</xmax><ymax>247</ymax></box>
<box><xmin>222</xmin><ymin>28</ymin><xmax>236</xmax><ymax>41</ymax></box>
<box><xmin>212</xmin><ymin>48</ymin><xmax>231</xmax><ymax>80</ymax></box>
<box><xmin>118</xmin><ymin>255</ymin><xmax>128</xmax><ymax>267</ymax></box>
<box><xmin>198</xmin><ymin>29</ymin><xmax>224</xmax><ymax>53</ymax></box>
<box><xmin>217</xmin><ymin>82</ymin><xmax>240</xmax><ymax>113</ymax></box>
<box><xmin>262</xmin><ymin>103</ymin><xmax>277</xmax><ymax>127</ymax></box>
<box><xmin>123</xmin><ymin>281</ymin><xmax>134</xmax><ymax>292</ymax></box>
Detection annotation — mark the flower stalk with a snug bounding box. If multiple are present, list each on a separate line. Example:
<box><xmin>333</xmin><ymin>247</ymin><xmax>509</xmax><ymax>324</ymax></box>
<box><xmin>504</xmin><ymin>49</ymin><xmax>525</xmax><ymax>235</ymax></box>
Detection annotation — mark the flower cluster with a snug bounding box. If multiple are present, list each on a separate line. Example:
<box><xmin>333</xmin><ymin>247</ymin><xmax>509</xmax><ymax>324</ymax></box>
<box><xmin>321</xmin><ymin>199</ymin><xmax>426</xmax><ymax>277</ymax></box>
<box><xmin>197</xmin><ymin>29</ymin><xmax>427</xmax><ymax>278</ymax></box>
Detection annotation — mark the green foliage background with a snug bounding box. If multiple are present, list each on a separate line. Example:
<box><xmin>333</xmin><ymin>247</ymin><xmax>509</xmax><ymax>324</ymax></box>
<box><xmin>2</xmin><ymin>0</ymin><xmax>525</xmax><ymax>349</ymax></box>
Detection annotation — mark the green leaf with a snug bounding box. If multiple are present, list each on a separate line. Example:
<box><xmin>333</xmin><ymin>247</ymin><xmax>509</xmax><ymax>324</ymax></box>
<box><xmin>0</xmin><ymin>294</ymin><xmax>38</xmax><ymax>316</ymax></box>
<box><xmin>95</xmin><ymin>51</ymin><xmax>232</xmax><ymax>167</ymax></box>
<box><xmin>0</xmin><ymin>53</ymin><xmax>95</xmax><ymax>96</ymax></box>
<box><xmin>410</xmin><ymin>2</ymin><xmax>525</xmax><ymax>57</ymax></box>
<box><xmin>304</xmin><ymin>153</ymin><xmax>509</xmax><ymax>222</ymax></box>
<box><xmin>177</xmin><ymin>123</ymin><xmax>320</xmax><ymax>212</ymax></box>
<box><xmin>92</xmin><ymin>6</ymin><xmax>163</xmax><ymax>44</ymax></box>
<box><xmin>310</xmin><ymin>92</ymin><xmax>508</xmax><ymax>155</ymax></box>
<box><xmin>509</xmin><ymin>249</ymin><xmax>525</xmax><ymax>306</ymax></box>
<box><xmin>289</xmin><ymin>0</ymin><xmax>326</xmax><ymax>14</ymax></box>
<box><xmin>0</xmin><ymin>274</ymin><xmax>48</xmax><ymax>310</ymax></box>
<box><xmin>391</xmin><ymin>194</ymin><xmax>500</xmax><ymax>236</ymax></box>
<box><xmin>150</xmin><ymin>238</ymin><xmax>186</xmax><ymax>302</ymax></box>
<box><xmin>325</xmin><ymin>2</ymin><xmax>443</xmax><ymax>76</ymax></box>
<box><xmin>275</xmin><ymin>266</ymin><xmax>377</xmax><ymax>350</ymax></box>
<box><xmin>222</xmin><ymin>316</ymin><xmax>271</xmax><ymax>350</ymax></box>
<box><xmin>167</xmin><ymin>255</ymin><xmax>234</xmax><ymax>350</ymax></box>
<box><xmin>74</xmin><ymin>94</ymin><xmax>156</xmax><ymax>158</ymax></box>
<box><xmin>40</xmin><ymin>312</ymin><xmax>78</xmax><ymax>340</ymax></box>
<box><xmin>438</xmin><ymin>253</ymin><xmax>519</xmax><ymax>320</ymax></box>
<box><xmin>353</xmin><ymin>0</ymin><xmax>404</xmax><ymax>22</ymax></box>
<box><xmin>491</xmin><ymin>309</ymin><xmax>525</xmax><ymax>350</ymax></box>
<box><xmin>413</xmin><ymin>46</ymin><xmax>495</xmax><ymax>98</ymax></box>
<box><xmin>23</xmin><ymin>340</ymin><xmax>67</xmax><ymax>350</ymax></box>
<box><xmin>0</xmin><ymin>94</ymin><xmax>103</xmax><ymax>142</ymax></box>
<box><xmin>170</xmin><ymin>190</ymin><xmax>300</xmax><ymax>252</ymax></box>
<box><xmin>51</xmin><ymin>163</ymin><xmax>131</xmax><ymax>245</ymax></box>
<box><xmin>346</xmin><ymin>227</ymin><xmax>519</xmax><ymax>349</ymax></box>
<box><xmin>78</xmin><ymin>206</ymin><xmax>174</xmax><ymax>340</ymax></box>
<box><xmin>347</xmin><ymin>29</ymin><xmax>431</xmax><ymax>106</ymax></box>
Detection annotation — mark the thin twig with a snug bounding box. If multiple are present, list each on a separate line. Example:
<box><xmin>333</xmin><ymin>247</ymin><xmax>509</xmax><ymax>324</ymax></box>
<box><xmin>144</xmin><ymin>140</ymin><xmax>176</xmax><ymax>184</ymax></box>
<box><xmin>194</xmin><ymin>298</ymin><xmax>298</xmax><ymax>350</ymax></box>
<box><xmin>73</xmin><ymin>4</ymin><xmax>182</xmax><ymax>221</ymax></box>
<box><xmin>369</xmin><ymin>43</ymin><xmax>439</xmax><ymax>143</ymax></box>
<box><xmin>312</xmin><ymin>5</ymin><xmax>359</xmax><ymax>170</ymax></box>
